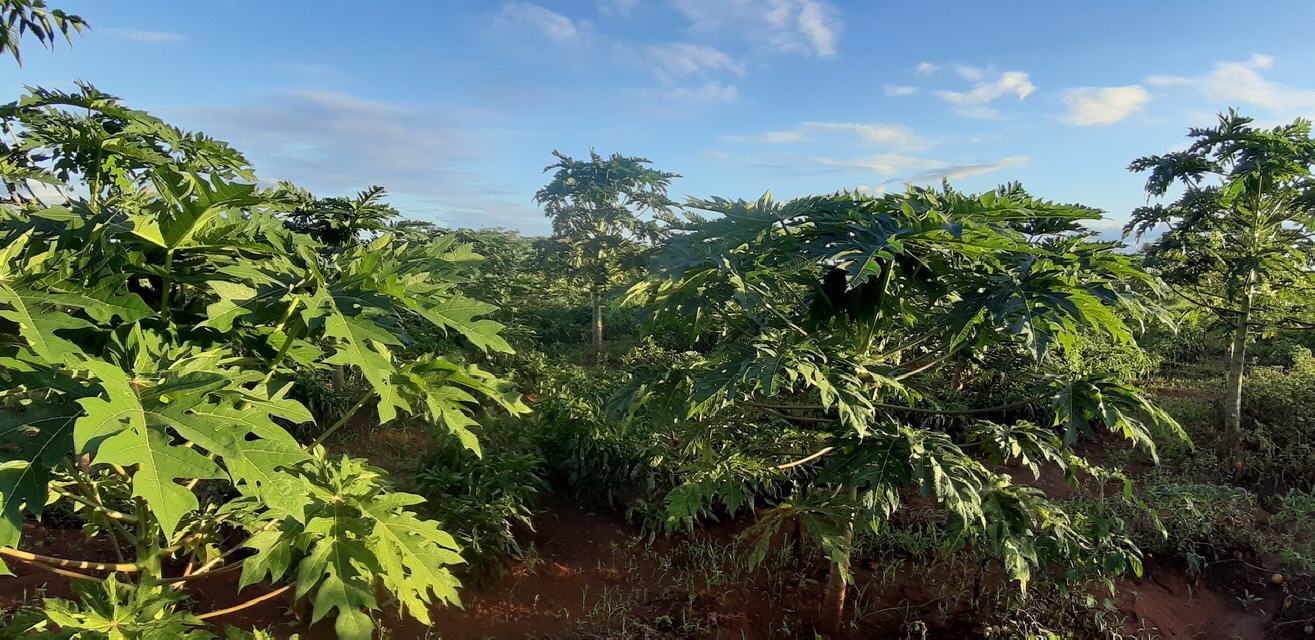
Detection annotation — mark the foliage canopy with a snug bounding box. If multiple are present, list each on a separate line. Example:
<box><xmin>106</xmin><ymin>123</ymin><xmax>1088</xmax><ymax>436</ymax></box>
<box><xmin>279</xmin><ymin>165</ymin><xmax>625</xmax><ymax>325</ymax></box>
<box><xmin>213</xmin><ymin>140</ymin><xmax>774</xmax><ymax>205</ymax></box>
<box><xmin>1127</xmin><ymin>110</ymin><xmax>1315</xmax><ymax>443</ymax></box>
<box><xmin>623</xmin><ymin>185</ymin><xmax>1181</xmax><ymax>626</ymax></box>
<box><xmin>0</xmin><ymin>84</ymin><xmax>526</xmax><ymax>638</ymax></box>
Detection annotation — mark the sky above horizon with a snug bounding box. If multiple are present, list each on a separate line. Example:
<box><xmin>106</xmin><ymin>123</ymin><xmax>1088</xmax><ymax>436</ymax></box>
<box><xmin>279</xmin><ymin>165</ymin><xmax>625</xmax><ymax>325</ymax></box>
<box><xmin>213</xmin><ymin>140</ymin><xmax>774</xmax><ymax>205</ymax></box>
<box><xmin>6</xmin><ymin>1</ymin><xmax>1315</xmax><ymax>237</ymax></box>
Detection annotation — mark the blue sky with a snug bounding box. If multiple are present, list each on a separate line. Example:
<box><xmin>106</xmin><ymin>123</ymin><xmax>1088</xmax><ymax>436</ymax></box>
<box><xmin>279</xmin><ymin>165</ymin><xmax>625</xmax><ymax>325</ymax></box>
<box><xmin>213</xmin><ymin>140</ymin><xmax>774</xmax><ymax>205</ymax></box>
<box><xmin>6</xmin><ymin>1</ymin><xmax>1315</xmax><ymax>236</ymax></box>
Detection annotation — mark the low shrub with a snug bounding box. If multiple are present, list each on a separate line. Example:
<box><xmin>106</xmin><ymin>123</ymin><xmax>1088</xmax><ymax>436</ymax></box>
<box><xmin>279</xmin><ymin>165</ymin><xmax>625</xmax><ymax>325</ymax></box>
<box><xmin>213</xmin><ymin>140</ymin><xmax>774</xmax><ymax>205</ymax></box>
<box><xmin>415</xmin><ymin>422</ymin><xmax>548</xmax><ymax>579</ymax></box>
<box><xmin>1241</xmin><ymin>352</ymin><xmax>1315</xmax><ymax>488</ymax></box>
<box><xmin>1115</xmin><ymin>478</ymin><xmax>1259</xmax><ymax>572</ymax></box>
<box><xmin>1249</xmin><ymin>340</ymin><xmax>1313</xmax><ymax>369</ymax></box>
<box><xmin>1146</xmin><ymin>392</ymin><xmax>1215</xmax><ymax>465</ymax></box>
<box><xmin>1270</xmin><ymin>488</ymin><xmax>1315</xmax><ymax>575</ymax></box>
<box><xmin>501</xmin><ymin>343</ymin><xmax>689</xmax><ymax>530</ymax></box>
<box><xmin>1140</xmin><ymin>307</ymin><xmax>1217</xmax><ymax>368</ymax></box>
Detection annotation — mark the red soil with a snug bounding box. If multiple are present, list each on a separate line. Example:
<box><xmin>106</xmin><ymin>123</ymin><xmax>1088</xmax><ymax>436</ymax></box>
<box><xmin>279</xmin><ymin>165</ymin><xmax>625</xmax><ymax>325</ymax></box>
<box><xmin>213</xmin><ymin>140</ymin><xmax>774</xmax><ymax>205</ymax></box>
<box><xmin>0</xmin><ymin>498</ymin><xmax>1282</xmax><ymax>639</ymax></box>
<box><xmin>1115</xmin><ymin>561</ymin><xmax>1269</xmax><ymax>640</ymax></box>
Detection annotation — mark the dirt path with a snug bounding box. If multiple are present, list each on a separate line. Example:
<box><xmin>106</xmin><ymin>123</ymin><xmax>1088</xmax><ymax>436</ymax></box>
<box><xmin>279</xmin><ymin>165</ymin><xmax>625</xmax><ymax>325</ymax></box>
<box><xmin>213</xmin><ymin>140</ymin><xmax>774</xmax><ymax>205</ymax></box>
<box><xmin>0</xmin><ymin>497</ymin><xmax>1278</xmax><ymax>639</ymax></box>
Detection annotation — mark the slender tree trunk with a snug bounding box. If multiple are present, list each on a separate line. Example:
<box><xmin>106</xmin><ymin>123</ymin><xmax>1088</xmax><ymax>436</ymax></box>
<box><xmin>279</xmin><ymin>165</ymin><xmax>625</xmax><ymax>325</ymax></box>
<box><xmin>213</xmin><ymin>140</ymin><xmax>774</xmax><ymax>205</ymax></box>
<box><xmin>820</xmin><ymin>554</ymin><xmax>850</xmax><ymax>636</ymax></box>
<box><xmin>591</xmin><ymin>285</ymin><xmax>604</xmax><ymax>359</ymax></box>
<box><xmin>1223</xmin><ymin>281</ymin><xmax>1253</xmax><ymax>451</ymax></box>
<box><xmin>820</xmin><ymin>490</ymin><xmax>857</xmax><ymax>637</ymax></box>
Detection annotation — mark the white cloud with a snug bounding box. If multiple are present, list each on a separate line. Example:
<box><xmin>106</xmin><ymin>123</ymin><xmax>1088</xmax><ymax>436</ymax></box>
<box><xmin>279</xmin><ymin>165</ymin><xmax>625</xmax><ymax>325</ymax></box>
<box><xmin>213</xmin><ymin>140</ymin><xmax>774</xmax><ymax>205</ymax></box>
<box><xmin>1060</xmin><ymin>85</ymin><xmax>1151</xmax><ymax>126</ymax></box>
<box><xmin>796</xmin><ymin>0</ymin><xmax>839</xmax><ymax>56</ymax></box>
<box><xmin>811</xmin><ymin>153</ymin><xmax>1028</xmax><ymax>185</ymax></box>
<box><xmin>1080</xmin><ymin>217</ymin><xmax>1124</xmax><ymax>232</ymax></box>
<box><xmin>493</xmin><ymin>3</ymin><xmax>584</xmax><ymax>44</ymax></box>
<box><xmin>645</xmin><ymin>43</ymin><xmax>745</xmax><ymax>81</ymax></box>
<box><xmin>671</xmin><ymin>0</ymin><xmax>843</xmax><ymax>57</ymax></box>
<box><xmin>724</xmin><ymin>121</ymin><xmax>927</xmax><ymax>150</ymax></box>
<box><xmin>915</xmin><ymin>62</ymin><xmax>987</xmax><ymax>81</ymax></box>
<box><xmin>1147</xmin><ymin>54</ymin><xmax>1315</xmax><ymax>113</ymax></box>
<box><xmin>671</xmin><ymin>80</ymin><xmax>739</xmax><ymax>103</ymax></box>
<box><xmin>884</xmin><ymin>84</ymin><xmax>918</xmax><ymax>96</ymax></box>
<box><xmin>814</xmin><ymin>154</ymin><xmax>945</xmax><ymax>175</ymax></box>
<box><xmin>933</xmin><ymin>70</ymin><xmax>1035</xmax><ymax>118</ymax></box>
<box><xmin>19</xmin><ymin>179</ymin><xmax>72</xmax><ymax>205</ymax></box>
<box><xmin>102</xmin><ymin>28</ymin><xmax>186</xmax><ymax>43</ymax></box>
<box><xmin>1143</xmin><ymin>74</ymin><xmax>1193</xmax><ymax>88</ymax></box>
<box><xmin>173</xmin><ymin>90</ymin><xmax>541</xmax><ymax>230</ymax></box>
<box><xmin>726</xmin><ymin>128</ymin><xmax>808</xmax><ymax>143</ymax></box>
<box><xmin>491</xmin><ymin>4</ymin><xmax>745</xmax><ymax>105</ymax></box>
<box><xmin>809</xmin><ymin>122</ymin><xmax>923</xmax><ymax>147</ymax></box>
<box><xmin>903</xmin><ymin>156</ymin><xmax>1028</xmax><ymax>183</ymax></box>
<box><xmin>953</xmin><ymin>65</ymin><xmax>985</xmax><ymax>82</ymax></box>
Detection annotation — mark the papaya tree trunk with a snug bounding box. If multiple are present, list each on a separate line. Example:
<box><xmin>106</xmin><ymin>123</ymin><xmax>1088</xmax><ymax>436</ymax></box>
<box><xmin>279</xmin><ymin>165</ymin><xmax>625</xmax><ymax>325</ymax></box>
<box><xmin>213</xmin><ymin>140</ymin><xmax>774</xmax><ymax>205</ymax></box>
<box><xmin>820</xmin><ymin>553</ymin><xmax>850</xmax><ymax>636</ymax></box>
<box><xmin>1223</xmin><ymin>282</ymin><xmax>1253</xmax><ymax>451</ymax></box>
<box><xmin>820</xmin><ymin>491</ymin><xmax>857</xmax><ymax>636</ymax></box>
<box><xmin>591</xmin><ymin>285</ymin><xmax>604</xmax><ymax>358</ymax></box>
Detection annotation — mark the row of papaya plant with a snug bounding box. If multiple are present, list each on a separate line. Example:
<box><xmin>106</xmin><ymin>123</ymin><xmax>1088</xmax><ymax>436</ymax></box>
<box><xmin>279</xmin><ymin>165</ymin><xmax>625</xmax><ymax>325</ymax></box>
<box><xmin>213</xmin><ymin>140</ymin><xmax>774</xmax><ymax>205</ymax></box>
<box><xmin>618</xmin><ymin>185</ymin><xmax>1185</xmax><ymax>633</ymax></box>
<box><xmin>0</xmin><ymin>84</ymin><xmax>526</xmax><ymax>638</ymax></box>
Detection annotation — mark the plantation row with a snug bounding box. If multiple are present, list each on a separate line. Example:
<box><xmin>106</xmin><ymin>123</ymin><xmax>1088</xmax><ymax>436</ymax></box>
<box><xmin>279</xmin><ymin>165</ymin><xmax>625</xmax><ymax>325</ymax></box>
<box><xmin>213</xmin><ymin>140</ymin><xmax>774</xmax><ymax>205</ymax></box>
<box><xmin>2</xmin><ymin>3</ymin><xmax>1315</xmax><ymax>638</ymax></box>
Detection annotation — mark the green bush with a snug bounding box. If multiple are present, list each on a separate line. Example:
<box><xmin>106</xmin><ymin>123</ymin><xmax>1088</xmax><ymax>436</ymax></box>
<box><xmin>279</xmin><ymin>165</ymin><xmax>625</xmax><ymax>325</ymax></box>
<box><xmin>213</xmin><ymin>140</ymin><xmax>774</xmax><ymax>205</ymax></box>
<box><xmin>943</xmin><ymin>328</ymin><xmax>1157</xmax><ymax>410</ymax></box>
<box><xmin>1140</xmin><ymin>306</ymin><xmax>1217</xmax><ymax>368</ymax></box>
<box><xmin>1241</xmin><ymin>353</ymin><xmax>1315</xmax><ymax>487</ymax></box>
<box><xmin>498</xmin><ymin>340</ymin><xmax>724</xmax><ymax>531</ymax></box>
<box><xmin>523</xmin><ymin>351</ymin><xmax>682</xmax><ymax>514</ymax></box>
<box><xmin>1270</xmin><ymin>488</ymin><xmax>1315</xmax><ymax>574</ymax></box>
<box><xmin>1064</xmin><ymin>330</ymin><xmax>1159</xmax><ymax>383</ymax></box>
<box><xmin>1146</xmin><ymin>393</ymin><xmax>1214</xmax><ymax>464</ymax></box>
<box><xmin>415</xmin><ymin>422</ymin><xmax>547</xmax><ymax>580</ymax></box>
<box><xmin>1249</xmin><ymin>339</ymin><xmax>1313</xmax><ymax>368</ymax></box>
<box><xmin>1122</xmin><ymin>479</ymin><xmax>1258</xmax><ymax>572</ymax></box>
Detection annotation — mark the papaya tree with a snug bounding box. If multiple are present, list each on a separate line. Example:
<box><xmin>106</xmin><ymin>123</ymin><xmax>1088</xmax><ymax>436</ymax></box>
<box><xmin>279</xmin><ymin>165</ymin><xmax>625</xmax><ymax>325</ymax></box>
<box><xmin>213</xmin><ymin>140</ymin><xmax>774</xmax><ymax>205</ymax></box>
<box><xmin>623</xmin><ymin>185</ymin><xmax>1181</xmax><ymax>634</ymax></box>
<box><xmin>534</xmin><ymin>150</ymin><xmax>678</xmax><ymax>356</ymax></box>
<box><xmin>0</xmin><ymin>85</ymin><xmax>527</xmax><ymax>637</ymax></box>
<box><xmin>0</xmin><ymin>0</ymin><xmax>85</xmax><ymax>66</ymax></box>
<box><xmin>1126</xmin><ymin>111</ymin><xmax>1315</xmax><ymax>450</ymax></box>
<box><xmin>282</xmin><ymin>184</ymin><xmax>401</xmax><ymax>247</ymax></box>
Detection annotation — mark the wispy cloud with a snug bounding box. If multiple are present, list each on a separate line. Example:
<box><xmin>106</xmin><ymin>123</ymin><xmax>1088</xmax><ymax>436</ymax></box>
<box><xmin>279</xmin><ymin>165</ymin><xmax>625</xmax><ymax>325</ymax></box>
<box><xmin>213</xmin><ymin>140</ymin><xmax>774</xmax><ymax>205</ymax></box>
<box><xmin>102</xmin><ymin>28</ymin><xmax>186</xmax><ymax>43</ymax></box>
<box><xmin>490</xmin><ymin>3</ymin><xmax>743</xmax><ymax>103</ymax></box>
<box><xmin>932</xmin><ymin>68</ymin><xmax>1035</xmax><ymax>118</ymax></box>
<box><xmin>670</xmin><ymin>0</ymin><xmax>843</xmax><ymax>57</ymax></box>
<box><xmin>670</xmin><ymin>80</ymin><xmax>739</xmax><ymax>103</ymax></box>
<box><xmin>1147</xmin><ymin>54</ymin><xmax>1315</xmax><ymax>113</ymax></box>
<box><xmin>645</xmin><ymin>43</ymin><xmax>745</xmax><ymax>81</ymax></box>
<box><xmin>902</xmin><ymin>156</ymin><xmax>1028</xmax><ymax>183</ymax></box>
<box><xmin>884</xmin><ymin>84</ymin><xmax>918</xmax><ymax>96</ymax></box>
<box><xmin>492</xmin><ymin>2</ymin><xmax>587</xmax><ymax>44</ymax></box>
<box><xmin>723</xmin><ymin>121</ymin><xmax>928</xmax><ymax>151</ymax></box>
<box><xmin>173</xmin><ymin>90</ymin><xmax>539</xmax><ymax>230</ymax></box>
<box><xmin>1060</xmin><ymin>85</ymin><xmax>1151</xmax><ymax>126</ymax></box>
<box><xmin>813</xmin><ymin>154</ymin><xmax>945</xmax><ymax>175</ymax></box>
<box><xmin>952</xmin><ymin>65</ymin><xmax>985</xmax><ymax>82</ymax></box>
<box><xmin>487</xmin><ymin>1</ymin><xmax>843</xmax><ymax>106</ymax></box>
<box><xmin>811</xmin><ymin>153</ymin><xmax>1028</xmax><ymax>187</ymax></box>
<box><xmin>796</xmin><ymin>1</ymin><xmax>840</xmax><ymax>56</ymax></box>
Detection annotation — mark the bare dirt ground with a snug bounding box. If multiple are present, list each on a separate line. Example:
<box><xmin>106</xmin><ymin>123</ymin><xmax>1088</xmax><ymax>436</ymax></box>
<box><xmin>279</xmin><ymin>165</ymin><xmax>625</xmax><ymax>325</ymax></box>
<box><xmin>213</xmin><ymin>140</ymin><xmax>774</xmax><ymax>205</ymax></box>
<box><xmin>0</xmin><ymin>496</ymin><xmax>1277</xmax><ymax>639</ymax></box>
